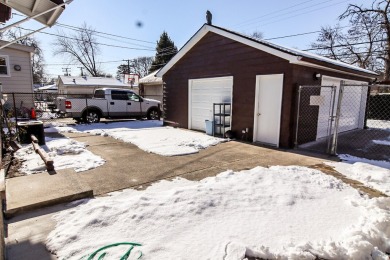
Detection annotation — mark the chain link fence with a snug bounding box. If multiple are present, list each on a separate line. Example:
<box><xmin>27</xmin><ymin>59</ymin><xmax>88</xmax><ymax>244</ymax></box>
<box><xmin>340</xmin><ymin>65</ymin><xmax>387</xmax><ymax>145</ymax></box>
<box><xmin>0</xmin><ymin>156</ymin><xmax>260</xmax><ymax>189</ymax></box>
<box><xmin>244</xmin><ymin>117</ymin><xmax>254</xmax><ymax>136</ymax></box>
<box><xmin>0</xmin><ymin>90</ymin><xmax>163</xmax><ymax>134</ymax></box>
<box><xmin>295</xmin><ymin>83</ymin><xmax>390</xmax><ymax>162</ymax></box>
<box><xmin>2</xmin><ymin>92</ymin><xmax>88</xmax><ymax>126</ymax></box>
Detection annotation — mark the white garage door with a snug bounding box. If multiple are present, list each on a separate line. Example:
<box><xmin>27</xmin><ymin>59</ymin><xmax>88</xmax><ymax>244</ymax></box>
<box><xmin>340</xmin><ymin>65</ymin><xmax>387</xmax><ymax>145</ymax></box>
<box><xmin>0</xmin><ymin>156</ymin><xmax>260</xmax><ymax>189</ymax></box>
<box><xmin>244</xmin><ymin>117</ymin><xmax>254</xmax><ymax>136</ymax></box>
<box><xmin>316</xmin><ymin>76</ymin><xmax>367</xmax><ymax>139</ymax></box>
<box><xmin>189</xmin><ymin>76</ymin><xmax>233</xmax><ymax>131</ymax></box>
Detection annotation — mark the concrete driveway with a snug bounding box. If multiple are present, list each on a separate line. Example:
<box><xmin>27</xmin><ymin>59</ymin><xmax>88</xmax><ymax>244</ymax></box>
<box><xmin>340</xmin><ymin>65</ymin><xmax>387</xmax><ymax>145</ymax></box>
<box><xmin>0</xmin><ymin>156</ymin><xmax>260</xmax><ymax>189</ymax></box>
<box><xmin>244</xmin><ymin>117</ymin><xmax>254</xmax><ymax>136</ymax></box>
<box><xmin>6</xmin><ymin>130</ymin><xmax>332</xmax><ymax>216</ymax></box>
<box><xmin>5</xmin><ymin>128</ymin><xmax>387</xmax><ymax>260</ymax></box>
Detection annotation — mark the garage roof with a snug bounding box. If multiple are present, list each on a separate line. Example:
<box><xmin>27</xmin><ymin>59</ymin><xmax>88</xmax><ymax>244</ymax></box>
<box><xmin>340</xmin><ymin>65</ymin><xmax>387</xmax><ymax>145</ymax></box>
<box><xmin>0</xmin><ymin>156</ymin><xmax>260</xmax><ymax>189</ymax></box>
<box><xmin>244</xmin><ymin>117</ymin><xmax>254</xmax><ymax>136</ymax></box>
<box><xmin>0</xmin><ymin>0</ymin><xmax>67</xmax><ymax>27</ymax></box>
<box><xmin>58</xmin><ymin>76</ymin><xmax>130</xmax><ymax>87</ymax></box>
<box><xmin>157</xmin><ymin>24</ymin><xmax>378</xmax><ymax>79</ymax></box>
<box><xmin>139</xmin><ymin>70</ymin><xmax>163</xmax><ymax>85</ymax></box>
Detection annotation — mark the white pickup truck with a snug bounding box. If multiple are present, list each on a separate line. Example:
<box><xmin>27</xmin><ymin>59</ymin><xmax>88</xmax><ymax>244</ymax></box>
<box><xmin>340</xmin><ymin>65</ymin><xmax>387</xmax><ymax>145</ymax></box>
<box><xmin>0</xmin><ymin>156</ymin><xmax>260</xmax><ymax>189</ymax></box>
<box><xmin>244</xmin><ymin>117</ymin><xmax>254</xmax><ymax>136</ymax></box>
<box><xmin>60</xmin><ymin>88</ymin><xmax>161</xmax><ymax>123</ymax></box>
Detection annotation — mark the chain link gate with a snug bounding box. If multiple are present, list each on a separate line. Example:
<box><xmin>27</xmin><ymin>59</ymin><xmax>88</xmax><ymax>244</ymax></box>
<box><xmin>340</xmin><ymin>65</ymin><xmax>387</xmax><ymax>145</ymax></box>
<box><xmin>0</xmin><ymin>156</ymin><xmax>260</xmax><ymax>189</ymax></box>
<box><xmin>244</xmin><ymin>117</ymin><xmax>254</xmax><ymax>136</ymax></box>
<box><xmin>295</xmin><ymin>83</ymin><xmax>390</xmax><ymax>162</ymax></box>
<box><xmin>295</xmin><ymin>85</ymin><xmax>337</xmax><ymax>154</ymax></box>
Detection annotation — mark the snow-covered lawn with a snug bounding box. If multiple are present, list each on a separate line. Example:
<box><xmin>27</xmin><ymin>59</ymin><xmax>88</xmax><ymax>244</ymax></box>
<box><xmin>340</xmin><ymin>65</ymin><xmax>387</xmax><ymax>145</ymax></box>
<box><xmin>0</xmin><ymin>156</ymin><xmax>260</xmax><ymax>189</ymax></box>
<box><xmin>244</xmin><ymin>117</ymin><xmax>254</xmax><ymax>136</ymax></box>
<box><xmin>367</xmin><ymin>119</ymin><xmax>390</xmax><ymax>131</ymax></box>
<box><xmin>326</xmin><ymin>154</ymin><xmax>390</xmax><ymax>196</ymax></box>
<box><xmin>15</xmin><ymin>137</ymin><xmax>105</xmax><ymax>174</ymax></box>
<box><xmin>46</xmin><ymin>166</ymin><xmax>390</xmax><ymax>259</ymax></box>
<box><xmin>46</xmin><ymin>120</ymin><xmax>226</xmax><ymax>156</ymax></box>
<box><xmin>373</xmin><ymin>139</ymin><xmax>390</xmax><ymax>146</ymax></box>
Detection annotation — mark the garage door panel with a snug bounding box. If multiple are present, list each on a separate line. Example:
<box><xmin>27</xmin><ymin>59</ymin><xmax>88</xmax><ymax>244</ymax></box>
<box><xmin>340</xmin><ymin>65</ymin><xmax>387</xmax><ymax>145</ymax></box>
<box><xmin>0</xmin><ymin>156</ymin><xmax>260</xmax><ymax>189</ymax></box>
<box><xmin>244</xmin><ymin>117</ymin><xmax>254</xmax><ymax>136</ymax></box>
<box><xmin>189</xmin><ymin>77</ymin><xmax>233</xmax><ymax>131</ymax></box>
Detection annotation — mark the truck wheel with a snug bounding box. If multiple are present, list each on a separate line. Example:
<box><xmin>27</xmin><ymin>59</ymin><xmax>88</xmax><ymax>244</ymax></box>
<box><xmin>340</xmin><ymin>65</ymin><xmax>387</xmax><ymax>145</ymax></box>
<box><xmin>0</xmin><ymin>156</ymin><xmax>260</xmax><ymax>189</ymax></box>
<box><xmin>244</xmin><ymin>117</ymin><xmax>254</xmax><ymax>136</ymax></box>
<box><xmin>147</xmin><ymin>108</ymin><xmax>160</xmax><ymax>120</ymax></box>
<box><xmin>83</xmin><ymin>110</ymin><xmax>100</xmax><ymax>123</ymax></box>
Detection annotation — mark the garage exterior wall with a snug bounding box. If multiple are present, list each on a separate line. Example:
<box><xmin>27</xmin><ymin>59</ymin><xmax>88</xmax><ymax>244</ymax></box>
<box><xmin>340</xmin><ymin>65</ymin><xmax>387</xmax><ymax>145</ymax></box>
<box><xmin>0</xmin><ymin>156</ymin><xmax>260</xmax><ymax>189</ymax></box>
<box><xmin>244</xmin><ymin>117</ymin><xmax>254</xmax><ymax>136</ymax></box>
<box><xmin>163</xmin><ymin>31</ymin><xmax>372</xmax><ymax>148</ymax></box>
<box><xmin>163</xmin><ymin>32</ymin><xmax>292</xmax><ymax>145</ymax></box>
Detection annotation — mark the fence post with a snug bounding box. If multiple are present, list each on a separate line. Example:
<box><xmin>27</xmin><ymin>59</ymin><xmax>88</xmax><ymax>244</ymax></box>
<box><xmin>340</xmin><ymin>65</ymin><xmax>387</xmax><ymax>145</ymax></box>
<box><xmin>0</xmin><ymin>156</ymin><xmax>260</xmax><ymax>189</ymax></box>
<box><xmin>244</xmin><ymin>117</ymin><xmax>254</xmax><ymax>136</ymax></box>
<box><xmin>326</xmin><ymin>86</ymin><xmax>337</xmax><ymax>154</ymax></box>
<box><xmin>12</xmin><ymin>93</ymin><xmax>18</xmax><ymax>130</ymax></box>
<box><xmin>294</xmin><ymin>85</ymin><xmax>302</xmax><ymax>149</ymax></box>
<box><xmin>85</xmin><ymin>95</ymin><xmax>89</xmax><ymax>124</ymax></box>
<box><xmin>330</xmin><ymin>82</ymin><xmax>344</xmax><ymax>155</ymax></box>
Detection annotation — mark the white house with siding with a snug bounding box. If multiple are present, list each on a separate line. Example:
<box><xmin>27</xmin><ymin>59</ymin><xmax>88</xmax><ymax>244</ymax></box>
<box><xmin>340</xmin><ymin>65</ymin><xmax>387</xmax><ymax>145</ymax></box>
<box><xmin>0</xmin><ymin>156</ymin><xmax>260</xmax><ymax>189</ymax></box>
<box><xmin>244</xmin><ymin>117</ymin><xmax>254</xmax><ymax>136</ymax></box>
<box><xmin>57</xmin><ymin>75</ymin><xmax>137</xmax><ymax>96</ymax></box>
<box><xmin>0</xmin><ymin>40</ymin><xmax>34</xmax><ymax>93</ymax></box>
<box><xmin>0</xmin><ymin>40</ymin><xmax>35</xmax><ymax>109</ymax></box>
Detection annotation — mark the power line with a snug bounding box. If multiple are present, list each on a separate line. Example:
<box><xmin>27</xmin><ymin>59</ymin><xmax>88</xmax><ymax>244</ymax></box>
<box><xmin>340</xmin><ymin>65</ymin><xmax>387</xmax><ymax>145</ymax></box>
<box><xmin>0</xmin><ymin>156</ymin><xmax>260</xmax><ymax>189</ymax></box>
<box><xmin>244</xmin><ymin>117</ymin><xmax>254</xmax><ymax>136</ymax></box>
<box><xmin>16</xmin><ymin>26</ymin><xmax>156</xmax><ymax>51</ymax></box>
<box><xmin>303</xmin><ymin>39</ymin><xmax>387</xmax><ymax>51</ymax></box>
<box><xmin>55</xmin><ymin>22</ymin><xmax>155</xmax><ymax>44</ymax></box>
<box><xmin>235</xmin><ymin>0</ymin><xmax>352</xmax><ymax>33</ymax></box>
<box><xmin>233</xmin><ymin>0</ymin><xmax>323</xmax><ymax>28</ymax></box>
<box><xmin>55</xmin><ymin>23</ymin><xmax>155</xmax><ymax>49</ymax></box>
<box><xmin>15</xmin><ymin>26</ymin><xmax>180</xmax><ymax>54</ymax></box>
<box><xmin>259</xmin><ymin>0</ymin><xmax>352</xmax><ymax>28</ymax></box>
<box><xmin>12</xmin><ymin>12</ymin><xmax>156</xmax><ymax>45</ymax></box>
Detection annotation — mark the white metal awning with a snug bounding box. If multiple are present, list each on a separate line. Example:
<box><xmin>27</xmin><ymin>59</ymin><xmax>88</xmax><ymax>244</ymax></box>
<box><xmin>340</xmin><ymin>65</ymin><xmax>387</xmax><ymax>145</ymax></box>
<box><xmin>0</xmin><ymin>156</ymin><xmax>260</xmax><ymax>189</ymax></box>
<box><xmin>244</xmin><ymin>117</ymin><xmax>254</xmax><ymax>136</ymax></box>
<box><xmin>0</xmin><ymin>0</ymin><xmax>69</xmax><ymax>27</ymax></box>
<box><xmin>0</xmin><ymin>0</ymin><xmax>72</xmax><ymax>50</ymax></box>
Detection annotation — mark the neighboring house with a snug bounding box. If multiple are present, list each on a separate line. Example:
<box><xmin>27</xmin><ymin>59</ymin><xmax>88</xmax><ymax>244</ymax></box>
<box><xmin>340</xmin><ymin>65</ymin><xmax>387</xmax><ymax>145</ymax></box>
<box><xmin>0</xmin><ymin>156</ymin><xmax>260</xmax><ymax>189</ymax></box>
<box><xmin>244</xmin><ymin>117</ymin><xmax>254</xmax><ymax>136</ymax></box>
<box><xmin>0</xmin><ymin>40</ymin><xmax>35</xmax><ymax>108</ymax></box>
<box><xmin>157</xmin><ymin>24</ymin><xmax>377</xmax><ymax>148</ymax></box>
<box><xmin>57</xmin><ymin>76</ymin><xmax>137</xmax><ymax>96</ymax></box>
<box><xmin>139</xmin><ymin>70</ymin><xmax>163</xmax><ymax>103</ymax></box>
<box><xmin>35</xmin><ymin>84</ymin><xmax>58</xmax><ymax>93</ymax></box>
<box><xmin>34</xmin><ymin>84</ymin><xmax>58</xmax><ymax>101</ymax></box>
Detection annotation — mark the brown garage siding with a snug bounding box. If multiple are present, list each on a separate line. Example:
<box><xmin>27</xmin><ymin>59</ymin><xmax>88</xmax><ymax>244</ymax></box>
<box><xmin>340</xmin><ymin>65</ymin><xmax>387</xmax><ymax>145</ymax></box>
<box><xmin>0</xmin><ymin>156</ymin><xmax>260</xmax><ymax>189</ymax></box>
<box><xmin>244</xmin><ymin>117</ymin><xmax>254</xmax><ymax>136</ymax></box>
<box><xmin>163</xmin><ymin>32</ymin><xmax>292</xmax><ymax>143</ymax></box>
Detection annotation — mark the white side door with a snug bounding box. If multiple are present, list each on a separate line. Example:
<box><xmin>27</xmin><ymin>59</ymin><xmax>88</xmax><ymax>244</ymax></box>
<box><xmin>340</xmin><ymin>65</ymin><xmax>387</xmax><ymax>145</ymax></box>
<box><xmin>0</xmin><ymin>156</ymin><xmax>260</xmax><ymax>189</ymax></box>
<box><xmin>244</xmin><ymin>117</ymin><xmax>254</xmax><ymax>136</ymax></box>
<box><xmin>188</xmin><ymin>76</ymin><xmax>233</xmax><ymax>131</ymax></box>
<box><xmin>253</xmin><ymin>74</ymin><xmax>284</xmax><ymax>147</ymax></box>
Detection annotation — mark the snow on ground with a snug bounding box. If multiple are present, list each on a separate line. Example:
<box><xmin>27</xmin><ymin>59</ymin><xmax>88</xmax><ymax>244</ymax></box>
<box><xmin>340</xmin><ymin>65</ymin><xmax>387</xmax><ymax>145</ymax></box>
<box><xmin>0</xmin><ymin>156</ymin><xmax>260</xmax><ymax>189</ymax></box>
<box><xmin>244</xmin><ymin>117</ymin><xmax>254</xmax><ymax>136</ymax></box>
<box><xmin>38</xmin><ymin>111</ymin><xmax>60</xmax><ymax>120</ymax></box>
<box><xmin>373</xmin><ymin>139</ymin><xmax>390</xmax><ymax>146</ymax></box>
<box><xmin>15</xmin><ymin>137</ymin><xmax>105</xmax><ymax>174</ymax></box>
<box><xmin>46</xmin><ymin>120</ymin><xmax>226</xmax><ymax>156</ymax></box>
<box><xmin>338</xmin><ymin>154</ymin><xmax>390</xmax><ymax>170</ymax></box>
<box><xmin>326</xmin><ymin>154</ymin><xmax>390</xmax><ymax>196</ymax></box>
<box><xmin>46</xmin><ymin>166</ymin><xmax>390</xmax><ymax>260</ymax></box>
<box><xmin>367</xmin><ymin>119</ymin><xmax>390</xmax><ymax>131</ymax></box>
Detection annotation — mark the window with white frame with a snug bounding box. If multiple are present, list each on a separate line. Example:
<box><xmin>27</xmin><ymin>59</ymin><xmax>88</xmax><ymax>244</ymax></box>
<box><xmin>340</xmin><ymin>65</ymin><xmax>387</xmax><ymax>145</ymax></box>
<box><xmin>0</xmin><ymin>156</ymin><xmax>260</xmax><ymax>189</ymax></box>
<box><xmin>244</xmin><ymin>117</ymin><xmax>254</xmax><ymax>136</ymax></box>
<box><xmin>0</xmin><ymin>55</ymin><xmax>10</xmax><ymax>76</ymax></box>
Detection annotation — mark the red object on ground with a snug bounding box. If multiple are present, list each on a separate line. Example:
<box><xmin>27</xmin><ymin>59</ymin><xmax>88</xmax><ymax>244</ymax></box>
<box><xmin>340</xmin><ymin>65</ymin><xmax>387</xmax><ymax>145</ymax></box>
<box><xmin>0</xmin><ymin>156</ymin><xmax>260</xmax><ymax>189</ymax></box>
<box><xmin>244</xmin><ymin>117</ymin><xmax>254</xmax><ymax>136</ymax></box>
<box><xmin>30</xmin><ymin>108</ymin><xmax>36</xmax><ymax>119</ymax></box>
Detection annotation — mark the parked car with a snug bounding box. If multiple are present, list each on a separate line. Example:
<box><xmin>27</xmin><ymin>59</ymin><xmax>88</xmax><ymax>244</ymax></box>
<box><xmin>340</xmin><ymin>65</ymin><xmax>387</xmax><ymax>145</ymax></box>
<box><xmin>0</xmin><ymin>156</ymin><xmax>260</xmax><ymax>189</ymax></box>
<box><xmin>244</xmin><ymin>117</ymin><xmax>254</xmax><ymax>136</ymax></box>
<box><xmin>58</xmin><ymin>88</ymin><xmax>161</xmax><ymax>123</ymax></box>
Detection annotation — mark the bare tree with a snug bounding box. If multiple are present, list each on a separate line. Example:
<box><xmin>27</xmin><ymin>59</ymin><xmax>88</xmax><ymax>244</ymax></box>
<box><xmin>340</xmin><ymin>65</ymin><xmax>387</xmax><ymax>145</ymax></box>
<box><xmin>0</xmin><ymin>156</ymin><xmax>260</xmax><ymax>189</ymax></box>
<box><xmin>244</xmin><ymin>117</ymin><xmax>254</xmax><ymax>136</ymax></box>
<box><xmin>117</xmin><ymin>56</ymin><xmax>153</xmax><ymax>79</ymax></box>
<box><xmin>53</xmin><ymin>23</ymin><xmax>101</xmax><ymax>77</ymax></box>
<box><xmin>340</xmin><ymin>0</ymin><xmax>390</xmax><ymax>80</ymax></box>
<box><xmin>312</xmin><ymin>0</ymin><xmax>390</xmax><ymax>80</ymax></box>
<box><xmin>312</xmin><ymin>14</ymin><xmax>382</xmax><ymax>72</ymax></box>
<box><xmin>131</xmin><ymin>56</ymin><xmax>153</xmax><ymax>77</ymax></box>
<box><xmin>5</xmin><ymin>28</ymin><xmax>46</xmax><ymax>83</ymax></box>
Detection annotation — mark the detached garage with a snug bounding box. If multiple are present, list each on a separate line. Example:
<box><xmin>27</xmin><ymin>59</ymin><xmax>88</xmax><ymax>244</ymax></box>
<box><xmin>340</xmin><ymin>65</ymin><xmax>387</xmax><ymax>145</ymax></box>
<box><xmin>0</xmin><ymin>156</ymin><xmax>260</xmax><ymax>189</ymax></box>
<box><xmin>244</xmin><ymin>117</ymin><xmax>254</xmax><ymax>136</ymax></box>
<box><xmin>157</xmin><ymin>24</ymin><xmax>377</xmax><ymax>148</ymax></box>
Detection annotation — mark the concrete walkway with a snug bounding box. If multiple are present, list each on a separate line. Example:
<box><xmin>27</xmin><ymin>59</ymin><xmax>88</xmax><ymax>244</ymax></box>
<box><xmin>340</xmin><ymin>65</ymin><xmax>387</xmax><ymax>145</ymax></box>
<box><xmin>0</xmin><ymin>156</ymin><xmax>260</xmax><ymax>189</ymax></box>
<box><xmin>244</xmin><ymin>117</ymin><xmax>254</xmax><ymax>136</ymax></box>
<box><xmin>5</xmin><ymin>133</ymin><xmax>330</xmax><ymax>217</ymax></box>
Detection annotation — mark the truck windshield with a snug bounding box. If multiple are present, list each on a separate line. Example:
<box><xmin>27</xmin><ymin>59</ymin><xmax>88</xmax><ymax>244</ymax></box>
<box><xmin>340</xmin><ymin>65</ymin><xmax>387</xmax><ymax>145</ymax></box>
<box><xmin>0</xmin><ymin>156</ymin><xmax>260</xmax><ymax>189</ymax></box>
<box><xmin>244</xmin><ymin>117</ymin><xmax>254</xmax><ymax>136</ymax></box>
<box><xmin>94</xmin><ymin>90</ymin><xmax>105</xmax><ymax>99</ymax></box>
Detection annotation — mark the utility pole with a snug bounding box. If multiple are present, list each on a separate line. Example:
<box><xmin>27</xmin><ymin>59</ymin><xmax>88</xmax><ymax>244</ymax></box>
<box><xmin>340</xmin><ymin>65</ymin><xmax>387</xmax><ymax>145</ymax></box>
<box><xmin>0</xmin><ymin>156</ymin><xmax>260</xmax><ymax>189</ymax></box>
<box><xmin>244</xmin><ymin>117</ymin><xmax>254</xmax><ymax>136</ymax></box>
<box><xmin>123</xmin><ymin>59</ymin><xmax>132</xmax><ymax>84</ymax></box>
<box><xmin>62</xmin><ymin>67</ymin><xmax>71</xmax><ymax>76</ymax></box>
<box><xmin>123</xmin><ymin>59</ymin><xmax>131</xmax><ymax>74</ymax></box>
<box><xmin>78</xmin><ymin>67</ymin><xmax>85</xmax><ymax>76</ymax></box>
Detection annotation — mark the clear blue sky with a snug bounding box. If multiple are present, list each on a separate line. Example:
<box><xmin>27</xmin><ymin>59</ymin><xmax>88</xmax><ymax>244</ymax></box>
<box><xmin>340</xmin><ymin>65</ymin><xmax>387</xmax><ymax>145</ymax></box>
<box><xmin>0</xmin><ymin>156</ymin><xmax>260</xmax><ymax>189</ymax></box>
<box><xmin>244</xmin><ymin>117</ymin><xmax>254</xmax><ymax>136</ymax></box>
<box><xmin>7</xmin><ymin>0</ymin><xmax>367</xmax><ymax>80</ymax></box>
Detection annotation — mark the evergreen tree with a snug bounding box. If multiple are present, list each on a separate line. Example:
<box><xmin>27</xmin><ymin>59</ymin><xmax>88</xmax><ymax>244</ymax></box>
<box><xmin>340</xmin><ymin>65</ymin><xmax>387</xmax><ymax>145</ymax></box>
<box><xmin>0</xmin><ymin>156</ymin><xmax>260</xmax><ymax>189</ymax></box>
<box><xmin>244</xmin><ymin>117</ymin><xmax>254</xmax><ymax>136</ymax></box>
<box><xmin>149</xmin><ymin>31</ymin><xmax>178</xmax><ymax>73</ymax></box>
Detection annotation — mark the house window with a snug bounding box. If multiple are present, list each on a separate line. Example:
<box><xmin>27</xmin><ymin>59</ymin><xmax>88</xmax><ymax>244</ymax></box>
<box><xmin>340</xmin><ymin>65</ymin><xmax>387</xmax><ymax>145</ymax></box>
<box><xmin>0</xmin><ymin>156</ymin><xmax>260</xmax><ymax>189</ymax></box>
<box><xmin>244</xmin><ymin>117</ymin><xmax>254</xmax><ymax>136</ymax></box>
<box><xmin>0</xmin><ymin>55</ymin><xmax>10</xmax><ymax>76</ymax></box>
